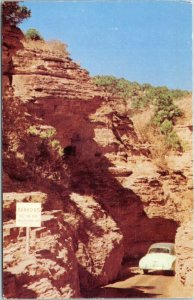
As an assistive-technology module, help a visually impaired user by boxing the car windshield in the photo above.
[149,247,170,254]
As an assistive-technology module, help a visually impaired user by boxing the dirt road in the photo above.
[82,265,193,298]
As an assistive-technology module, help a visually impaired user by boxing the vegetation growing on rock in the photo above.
[93,75,189,150]
[3,83,67,184]
[2,2,193,296]
[47,40,69,56]
[2,1,31,26]
[25,28,44,41]
[3,96,67,183]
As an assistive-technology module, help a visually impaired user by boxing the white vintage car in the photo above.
[139,243,176,275]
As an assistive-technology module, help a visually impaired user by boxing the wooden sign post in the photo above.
[16,202,41,255]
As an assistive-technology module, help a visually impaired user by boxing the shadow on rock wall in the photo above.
[3,272,37,299]
[34,94,178,258]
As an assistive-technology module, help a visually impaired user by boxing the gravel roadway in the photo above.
[82,265,193,298]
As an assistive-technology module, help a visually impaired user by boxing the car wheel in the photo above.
[143,269,149,274]
[166,270,175,276]
[170,270,175,276]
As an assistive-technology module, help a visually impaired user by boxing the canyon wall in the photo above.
[3,192,123,298]
[10,38,181,257]
[3,23,193,297]
[3,25,124,298]
[175,221,193,287]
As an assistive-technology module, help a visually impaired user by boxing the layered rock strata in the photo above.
[3,193,124,298]
[3,22,193,297]
[10,41,180,258]
[3,210,80,299]
[10,36,192,227]
[2,24,24,92]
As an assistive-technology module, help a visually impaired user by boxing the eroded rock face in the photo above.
[2,25,24,71]
[3,23,193,295]
[12,45,102,103]
[2,24,24,94]
[3,193,124,298]
[9,37,181,256]
[3,192,47,221]
[175,221,193,288]
[69,193,124,288]
[3,210,80,298]
[10,39,192,227]
[3,26,124,297]
[90,96,193,224]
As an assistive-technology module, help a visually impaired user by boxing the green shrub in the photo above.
[181,140,189,152]
[93,75,188,151]
[160,120,173,135]
[25,28,44,41]
[27,126,56,139]
[153,93,182,125]
[159,120,182,150]
[50,140,63,157]
[165,131,182,150]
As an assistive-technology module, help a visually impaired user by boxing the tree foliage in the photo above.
[3,96,28,154]
[93,76,189,109]
[2,1,31,26]
[152,90,183,125]
[3,95,67,183]
[93,75,189,150]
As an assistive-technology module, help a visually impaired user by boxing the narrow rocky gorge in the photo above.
[3,23,193,298]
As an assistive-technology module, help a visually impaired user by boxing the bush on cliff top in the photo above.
[25,28,44,41]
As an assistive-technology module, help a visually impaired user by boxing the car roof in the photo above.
[149,243,174,249]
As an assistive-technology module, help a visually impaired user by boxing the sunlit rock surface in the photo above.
[3,22,193,298]
[175,221,193,288]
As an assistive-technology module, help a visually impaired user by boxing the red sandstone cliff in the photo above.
[175,221,193,287]
[9,35,180,256]
[2,25,124,298]
[3,23,193,298]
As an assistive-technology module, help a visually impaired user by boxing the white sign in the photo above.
[16,202,41,227]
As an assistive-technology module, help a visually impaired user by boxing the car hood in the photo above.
[140,253,176,264]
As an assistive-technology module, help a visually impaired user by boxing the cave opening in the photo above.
[63,145,76,158]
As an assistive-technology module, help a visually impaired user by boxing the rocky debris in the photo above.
[175,221,193,287]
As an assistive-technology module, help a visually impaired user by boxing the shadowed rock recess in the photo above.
[3,24,193,298]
